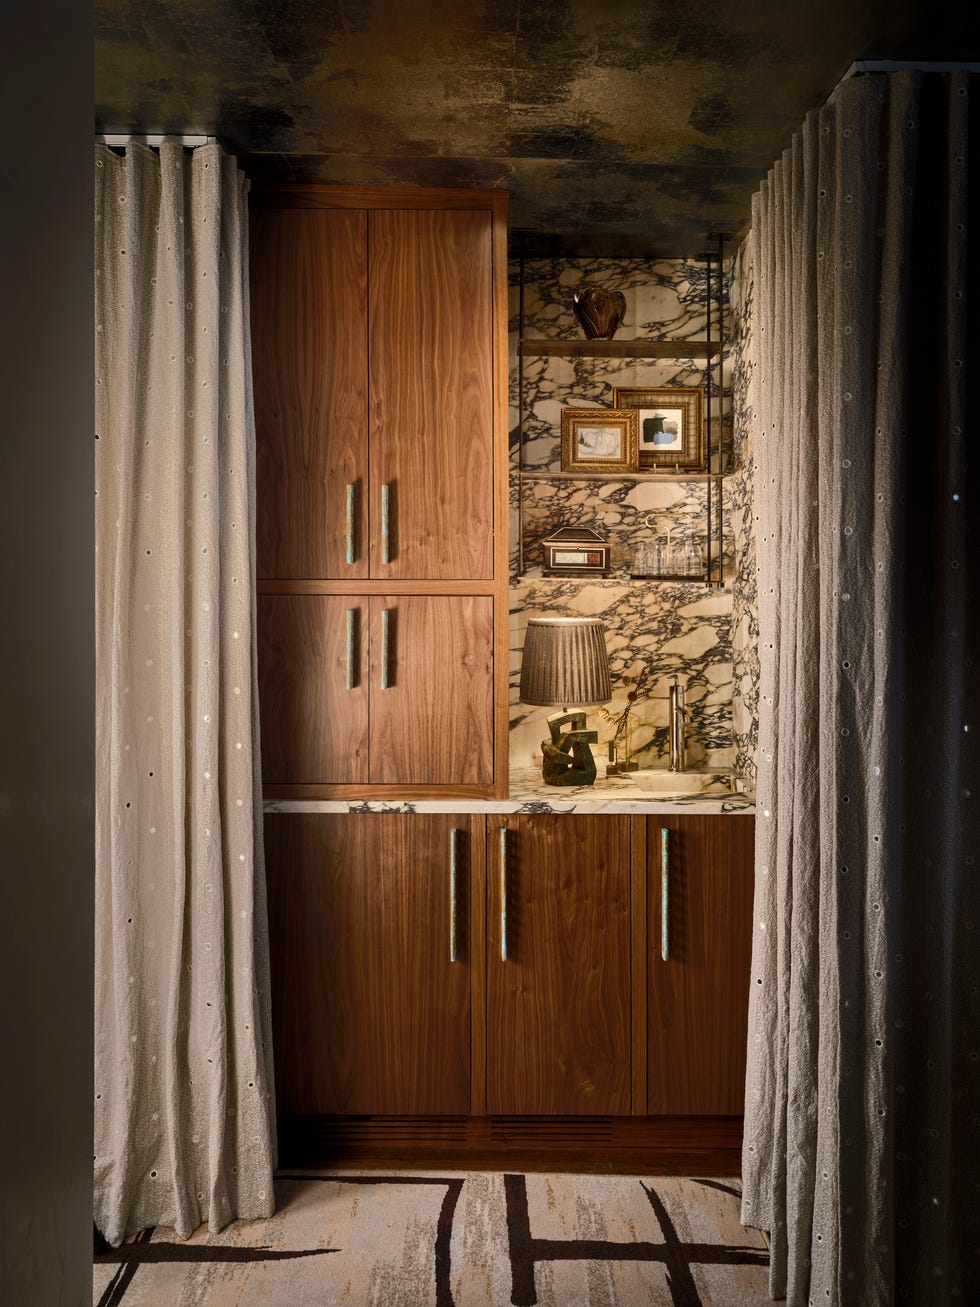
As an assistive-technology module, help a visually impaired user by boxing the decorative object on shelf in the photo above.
[519,617,611,786]
[613,386,704,471]
[571,284,627,339]
[631,521,705,580]
[542,524,610,575]
[560,407,638,474]
[599,668,651,775]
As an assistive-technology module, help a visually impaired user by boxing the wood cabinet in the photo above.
[250,185,508,799]
[645,815,755,1114]
[486,815,632,1115]
[258,594,494,788]
[251,198,497,583]
[265,812,479,1115]
[267,811,756,1165]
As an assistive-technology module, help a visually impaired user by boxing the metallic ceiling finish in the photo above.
[96,1,980,255]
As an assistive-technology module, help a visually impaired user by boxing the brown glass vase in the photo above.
[572,285,627,339]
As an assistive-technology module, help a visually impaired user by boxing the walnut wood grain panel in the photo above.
[647,815,755,1115]
[257,596,368,784]
[630,815,649,1115]
[250,207,368,580]
[265,813,471,1115]
[368,209,493,580]
[368,595,494,786]
[256,578,498,596]
[486,816,632,1115]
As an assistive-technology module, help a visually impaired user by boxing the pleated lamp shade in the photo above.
[519,617,612,707]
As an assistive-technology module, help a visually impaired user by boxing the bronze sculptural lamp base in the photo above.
[541,711,600,787]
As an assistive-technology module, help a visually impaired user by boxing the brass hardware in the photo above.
[381,483,391,565]
[380,608,390,690]
[499,827,508,961]
[661,826,670,961]
[345,608,355,691]
[449,828,459,963]
[345,483,355,565]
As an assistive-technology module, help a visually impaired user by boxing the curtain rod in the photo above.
[844,60,980,77]
[96,134,217,147]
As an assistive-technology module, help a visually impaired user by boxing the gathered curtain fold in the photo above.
[94,141,275,1245]
[742,70,978,1305]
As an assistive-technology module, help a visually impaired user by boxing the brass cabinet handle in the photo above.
[345,608,355,690]
[381,482,391,565]
[449,827,459,963]
[500,827,509,961]
[345,483,355,565]
[380,608,390,690]
[661,826,670,961]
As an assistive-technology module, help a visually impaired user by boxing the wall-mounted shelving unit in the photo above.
[515,235,728,585]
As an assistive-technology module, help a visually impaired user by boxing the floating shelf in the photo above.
[519,338,723,359]
[518,469,724,483]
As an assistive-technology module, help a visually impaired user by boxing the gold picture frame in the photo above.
[612,386,704,471]
[560,408,639,473]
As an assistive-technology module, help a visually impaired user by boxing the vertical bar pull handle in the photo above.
[661,826,670,961]
[380,608,390,690]
[345,483,355,565]
[381,483,391,565]
[499,827,509,961]
[449,828,459,963]
[345,608,355,691]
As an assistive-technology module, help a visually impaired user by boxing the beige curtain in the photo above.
[94,141,275,1244]
[742,71,978,1304]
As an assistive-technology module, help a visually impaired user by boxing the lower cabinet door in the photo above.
[265,813,473,1114]
[647,815,755,1114]
[486,815,632,1115]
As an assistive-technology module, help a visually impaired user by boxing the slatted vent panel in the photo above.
[489,1116,614,1146]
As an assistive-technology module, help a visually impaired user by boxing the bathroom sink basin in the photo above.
[625,769,735,796]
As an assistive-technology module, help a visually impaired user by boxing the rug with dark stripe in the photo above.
[94,1171,769,1306]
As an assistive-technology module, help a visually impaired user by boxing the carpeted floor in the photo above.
[94,1170,770,1306]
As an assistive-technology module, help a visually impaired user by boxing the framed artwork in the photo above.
[559,408,638,473]
[612,386,704,471]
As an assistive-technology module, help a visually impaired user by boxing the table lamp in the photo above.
[518,617,612,786]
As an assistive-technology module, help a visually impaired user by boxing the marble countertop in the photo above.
[264,768,756,816]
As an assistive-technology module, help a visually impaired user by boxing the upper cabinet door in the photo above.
[368,595,495,787]
[251,209,369,580]
[257,595,369,785]
[368,210,494,580]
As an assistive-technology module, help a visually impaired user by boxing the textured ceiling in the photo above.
[96,1,980,255]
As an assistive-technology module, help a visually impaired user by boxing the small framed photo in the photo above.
[612,387,704,471]
[560,408,639,473]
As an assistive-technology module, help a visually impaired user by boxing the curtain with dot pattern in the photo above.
[94,142,275,1245]
[742,70,979,1304]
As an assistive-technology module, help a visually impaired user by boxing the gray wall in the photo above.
[0,2,95,1302]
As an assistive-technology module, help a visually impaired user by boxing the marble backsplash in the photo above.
[510,578,735,773]
[509,256,751,779]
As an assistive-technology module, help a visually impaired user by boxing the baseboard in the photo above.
[276,1114,744,1175]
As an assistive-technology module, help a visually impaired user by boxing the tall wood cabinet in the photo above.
[250,187,508,799]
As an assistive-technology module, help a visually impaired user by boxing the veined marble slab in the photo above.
[263,769,755,816]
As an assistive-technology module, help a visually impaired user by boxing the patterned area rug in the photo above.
[94,1171,770,1306]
